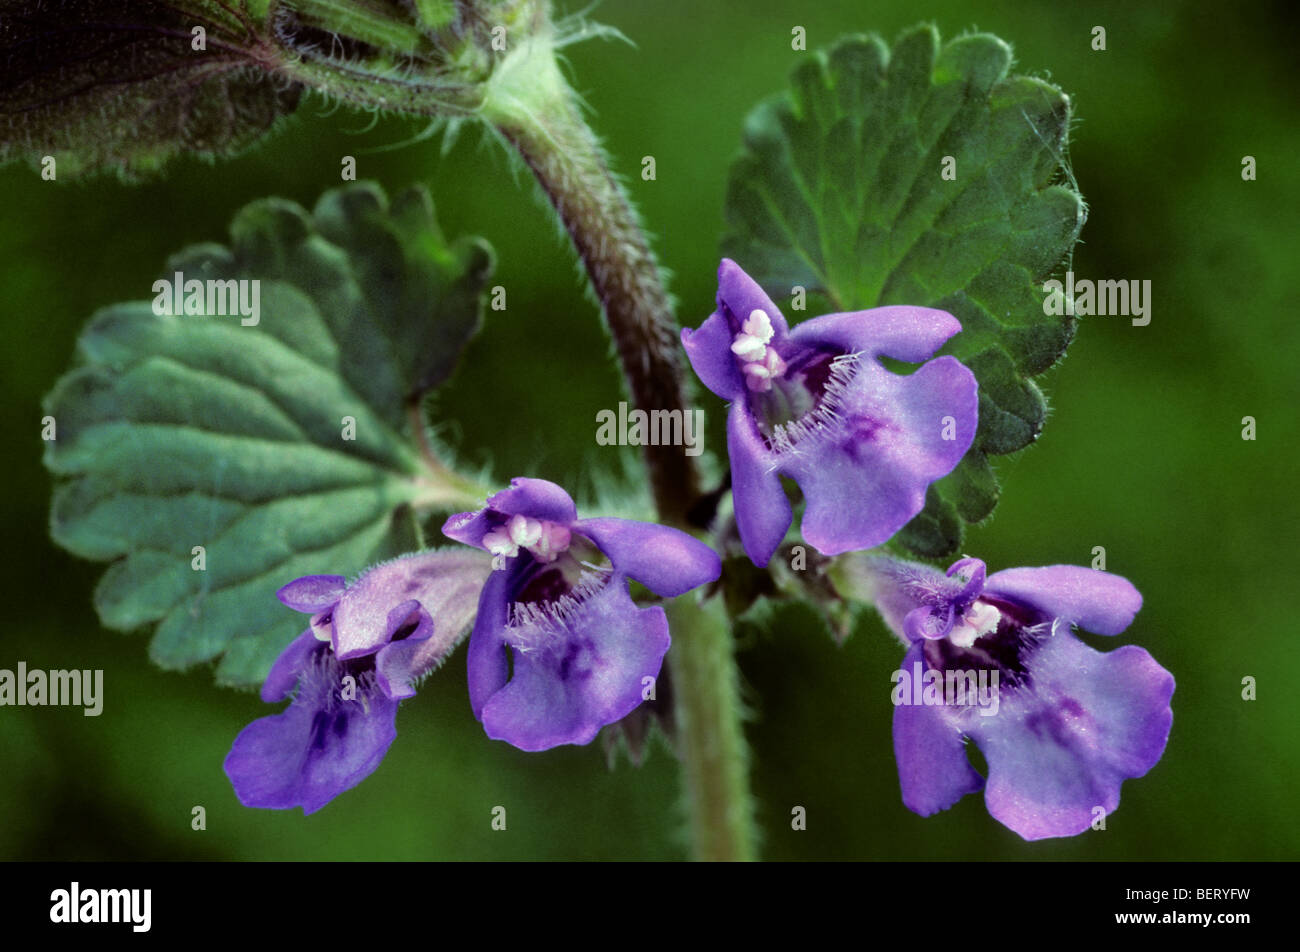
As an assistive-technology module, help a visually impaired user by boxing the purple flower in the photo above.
[682,260,979,566]
[443,477,721,752]
[223,549,491,814]
[857,554,1174,840]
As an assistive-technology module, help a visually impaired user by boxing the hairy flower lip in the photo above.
[224,633,399,815]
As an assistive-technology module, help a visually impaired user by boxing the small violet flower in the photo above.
[443,477,721,752]
[223,549,491,814]
[857,554,1174,840]
[682,260,979,567]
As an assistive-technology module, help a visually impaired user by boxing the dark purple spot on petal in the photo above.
[557,640,594,682]
[309,711,331,752]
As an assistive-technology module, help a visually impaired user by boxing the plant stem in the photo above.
[406,403,494,512]
[484,41,698,525]
[484,30,755,860]
[666,597,757,861]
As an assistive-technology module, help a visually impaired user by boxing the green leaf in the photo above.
[44,181,494,688]
[0,0,300,178]
[722,25,1084,557]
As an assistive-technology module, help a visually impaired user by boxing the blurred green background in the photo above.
[2,0,1297,860]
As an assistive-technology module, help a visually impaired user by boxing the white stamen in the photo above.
[966,601,1001,635]
[743,309,774,342]
[529,523,572,563]
[744,367,774,392]
[508,514,543,548]
[948,623,979,648]
[948,600,1002,648]
[730,334,767,361]
[732,309,786,393]
[484,518,573,568]
[483,527,518,559]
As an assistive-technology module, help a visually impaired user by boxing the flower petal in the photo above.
[260,629,320,703]
[947,557,987,604]
[487,477,578,526]
[682,310,746,400]
[224,669,399,815]
[441,508,494,549]
[574,517,721,597]
[331,549,492,661]
[371,603,433,700]
[965,634,1174,840]
[716,259,790,340]
[465,558,517,719]
[984,566,1142,635]
[783,356,977,555]
[375,555,484,700]
[276,575,346,613]
[893,642,986,816]
[904,604,954,641]
[788,305,961,363]
[727,401,792,567]
[443,479,578,550]
[479,581,670,751]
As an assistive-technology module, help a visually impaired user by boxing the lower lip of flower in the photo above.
[504,536,614,646]
[754,351,863,455]
[507,568,610,657]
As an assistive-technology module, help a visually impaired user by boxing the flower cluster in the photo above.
[226,479,718,811]
[225,258,1172,844]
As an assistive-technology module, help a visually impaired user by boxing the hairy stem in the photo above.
[484,41,699,525]
[483,30,755,860]
[667,597,757,861]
